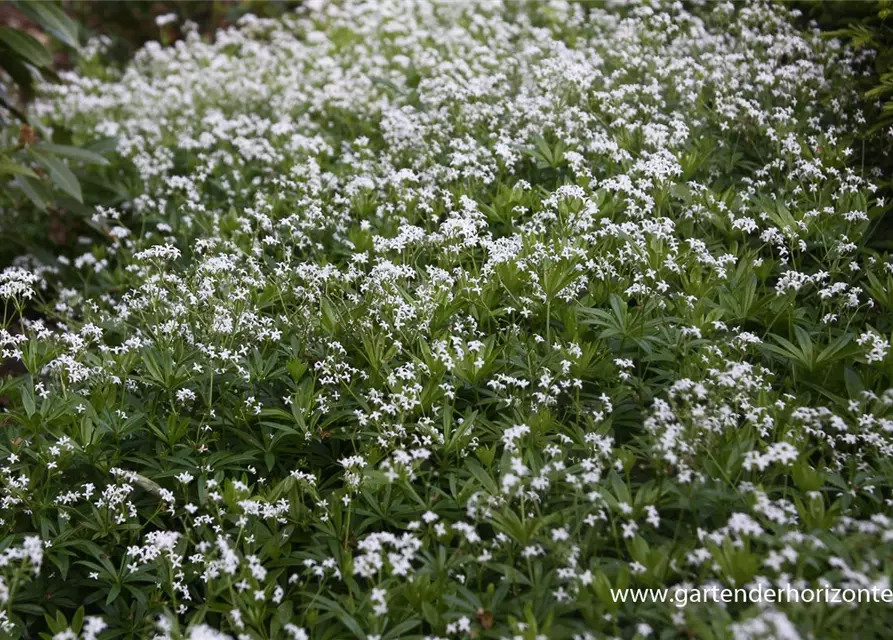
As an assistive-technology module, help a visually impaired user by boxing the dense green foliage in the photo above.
[800,1,893,134]
[1,1,893,639]
[0,1,118,271]
[798,0,893,243]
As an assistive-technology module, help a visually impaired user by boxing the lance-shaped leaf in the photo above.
[34,142,110,166]
[0,26,52,67]
[15,1,80,50]
[30,149,83,202]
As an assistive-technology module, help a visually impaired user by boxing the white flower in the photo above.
[858,330,890,364]
[0,267,39,300]
[155,13,177,27]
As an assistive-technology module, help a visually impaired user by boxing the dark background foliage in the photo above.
[65,0,301,64]
[794,0,893,248]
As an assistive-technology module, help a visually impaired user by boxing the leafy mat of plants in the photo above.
[1,2,892,639]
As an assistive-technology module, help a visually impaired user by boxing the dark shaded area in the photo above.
[67,0,302,65]
[791,1,893,249]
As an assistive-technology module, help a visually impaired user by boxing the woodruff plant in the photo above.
[1,1,892,638]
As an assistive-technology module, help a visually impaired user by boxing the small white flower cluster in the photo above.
[858,330,890,364]
[155,12,177,27]
[353,532,422,579]
[0,535,43,578]
[0,267,40,301]
[743,442,799,472]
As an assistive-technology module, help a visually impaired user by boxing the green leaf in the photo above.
[816,332,853,366]
[13,603,45,616]
[383,617,421,639]
[0,52,36,102]
[15,2,80,50]
[105,583,121,605]
[0,27,52,67]
[71,606,84,634]
[793,326,814,367]
[34,142,109,166]
[764,334,805,366]
[132,473,164,497]
[464,458,498,495]
[12,174,49,210]
[286,357,307,382]
[0,158,38,178]
[30,150,82,202]
[844,367,864,400]
[792,460,824,493]
[22,384,36,418]
[87,137,119,154]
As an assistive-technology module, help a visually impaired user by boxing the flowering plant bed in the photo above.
[1,1,892,638]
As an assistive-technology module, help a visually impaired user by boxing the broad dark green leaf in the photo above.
[12,174,50,210]
[0,158,38,178]
[0,52,36,102]
[30,149,83,202]
[0,26,52,67]
[15,1,80,50]
[35,142,109,166]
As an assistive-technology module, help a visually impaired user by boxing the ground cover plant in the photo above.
[1,0,893,638]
